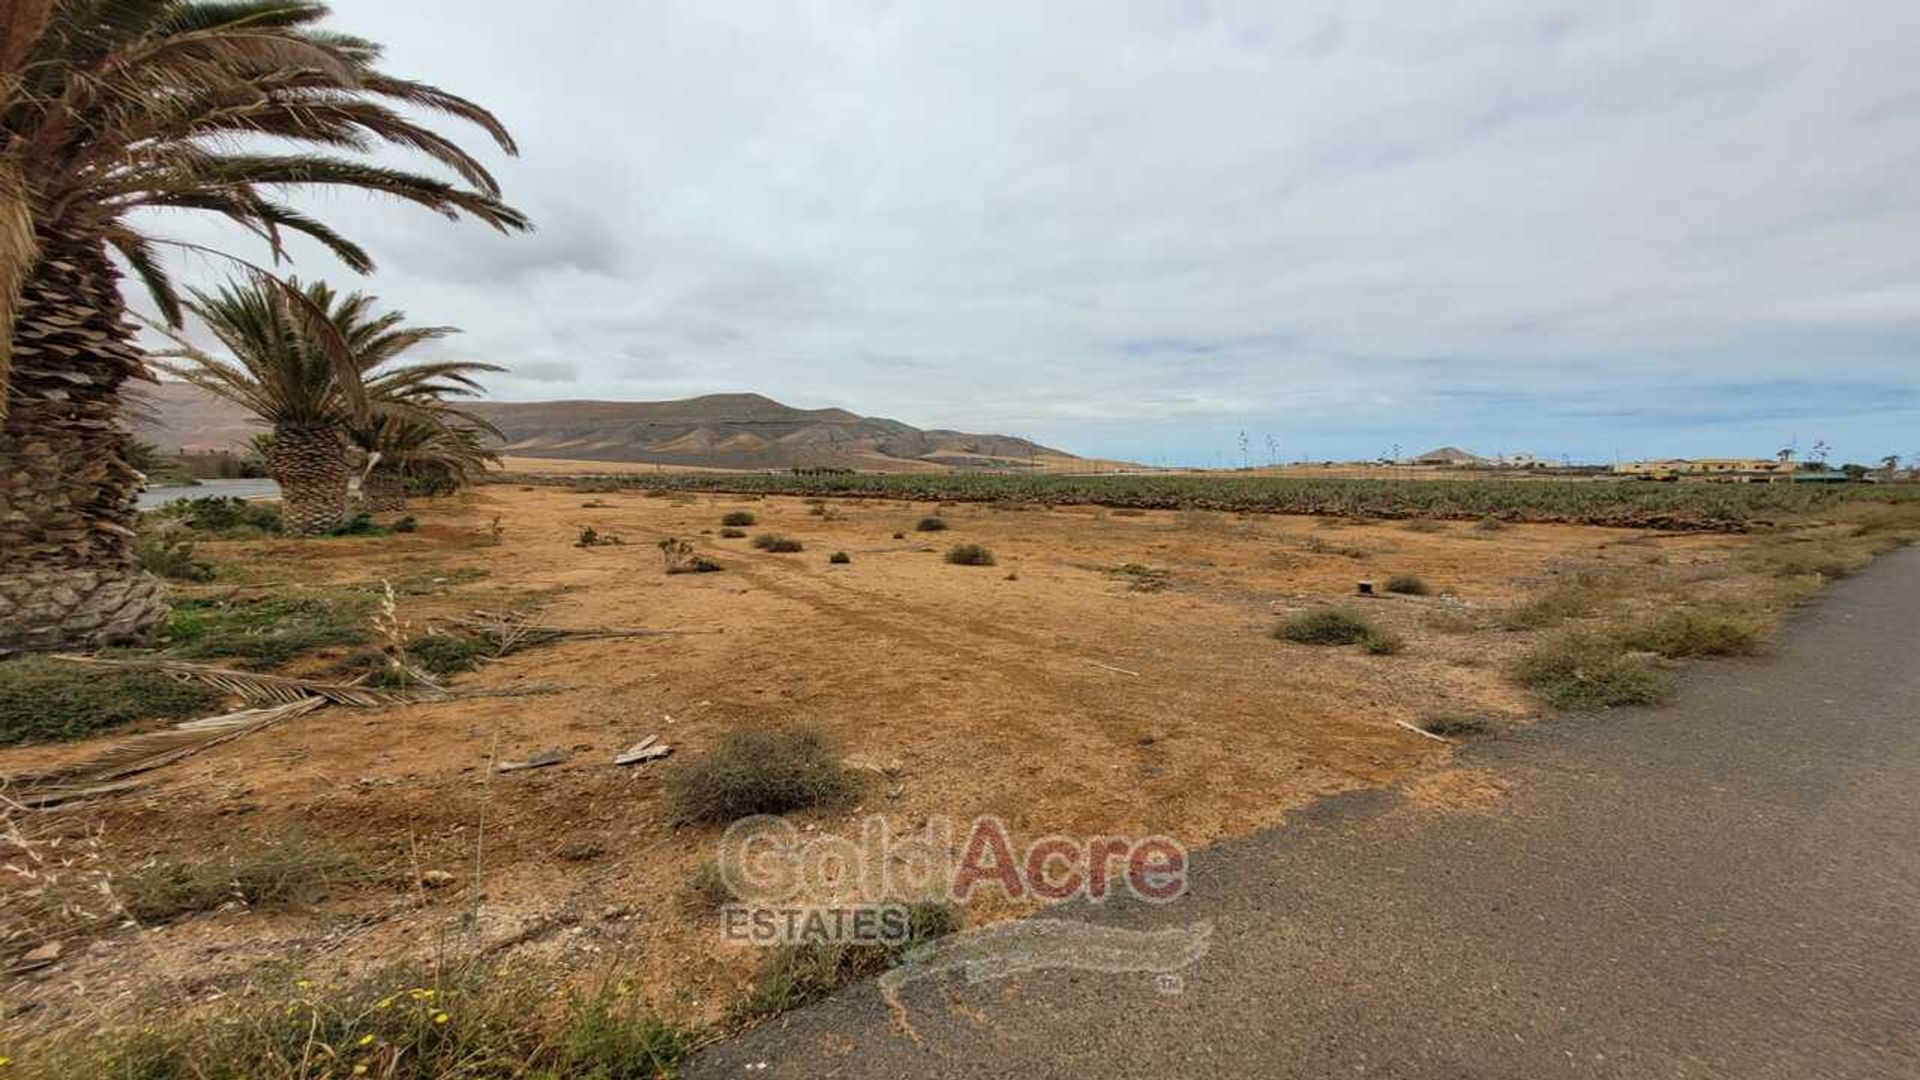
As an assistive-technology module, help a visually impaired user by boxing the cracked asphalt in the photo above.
[687,546,1920,1079]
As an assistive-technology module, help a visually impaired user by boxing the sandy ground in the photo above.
[2,485,1762,1026]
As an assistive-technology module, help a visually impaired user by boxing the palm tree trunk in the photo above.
[267,425,351,535]
[362,469,408,513]
[0,228,167,653]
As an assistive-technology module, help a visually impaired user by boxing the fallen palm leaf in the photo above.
[3,698,326,805]
[450,610,697,657]
[51,655,447,706]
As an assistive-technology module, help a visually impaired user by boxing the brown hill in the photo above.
[130,386,1075,472]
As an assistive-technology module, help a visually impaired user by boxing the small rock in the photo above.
[420,870,457,889]
[22,941,62,965]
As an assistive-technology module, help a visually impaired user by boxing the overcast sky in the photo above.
[140,1,1920,465]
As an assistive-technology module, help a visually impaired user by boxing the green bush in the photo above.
[665,725,862,824]
[149,496,281,537]
[0,657,224,746]
[751,533,803,553]
[734,901,962,1020]
[914,516,948,532]
[722,510,758,527]
[330,511,377,536]
[138,534,216,582]
[829,551,851,564]
[944,543,995,566]
[719,527,748,539]
[392,515,418,533]
[1513,630,1672,710]
[1385,574,1430,595]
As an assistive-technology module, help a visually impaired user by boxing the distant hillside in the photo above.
[466,394,1071,471]
[129,381,265,453]
[130,386,1075,473]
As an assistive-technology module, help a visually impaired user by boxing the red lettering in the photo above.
[1126,839,1187,901]
[952,818,1025,901]
[1084,836,1131,900]
[1024,838,1084,900]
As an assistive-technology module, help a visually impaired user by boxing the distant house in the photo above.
[1613,458,1796,480]
[1494,452,1546,468]
[1412,446,1485,467]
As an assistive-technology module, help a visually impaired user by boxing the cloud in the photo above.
[128,0,1920,464]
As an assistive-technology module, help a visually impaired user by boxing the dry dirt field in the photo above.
[0,484,1810,1031]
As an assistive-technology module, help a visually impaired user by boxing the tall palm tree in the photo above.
[1,1,527,651]
[161,277,497,535]
[352,414,498,513]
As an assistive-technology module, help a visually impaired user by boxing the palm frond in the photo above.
[103,224,181,324]
[2,697,325,806]
[50,654,447,706]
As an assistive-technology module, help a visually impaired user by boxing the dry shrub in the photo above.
[721,510,758,527]
[1615,607,1767,658]
[944,543,995,566]
[751,533,804,553]
[665,725,862,824]
[1385,574,1431,595]
[1513,631,1671,710]
[1499,572,1624,629]
[1276,607,1377,646]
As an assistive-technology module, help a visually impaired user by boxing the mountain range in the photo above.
[130,385,1075,473]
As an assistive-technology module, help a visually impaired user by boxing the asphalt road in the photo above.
[688,546,1920,1080]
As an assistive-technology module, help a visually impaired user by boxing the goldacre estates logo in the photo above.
[716,813,1189,946]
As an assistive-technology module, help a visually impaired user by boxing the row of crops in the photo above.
[504,470,1920,530]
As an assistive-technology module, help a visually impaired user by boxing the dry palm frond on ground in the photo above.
[50,655,443,707]
[449,610,693,657]
[3,698,325,806]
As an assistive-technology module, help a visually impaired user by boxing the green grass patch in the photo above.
[0,657,225,746]
[734,901,962,1021]
[137,534,216,582]
[117,831,366,923]
[1419,711,1492,737]
[165,593,374,669]
[1513,630,1672,710]
[664,724,863,824]
[19,962,700,1080]
[406,632,495,677]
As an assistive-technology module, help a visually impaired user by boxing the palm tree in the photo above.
[352,415,498,513]
[161,277,497,535]
[1,1,527,651]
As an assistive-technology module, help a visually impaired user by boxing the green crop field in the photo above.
[499,470,1920,530]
